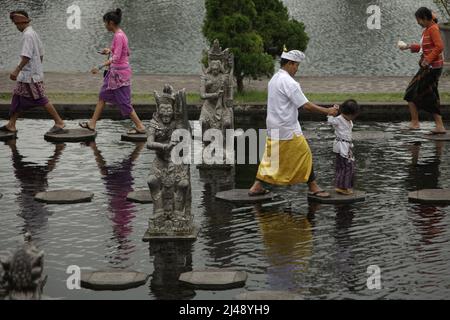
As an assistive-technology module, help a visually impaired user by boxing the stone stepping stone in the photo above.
[142,226,200,242]
[179,270,247,290]
[215,189,275,204]
[44,129,96,143]
[126,190,152,204]
[235,291,302,300]
[34,190,94,204]
[408,189,450,205]
[81,270,149,291]
[353,131,394,141]
[0,131,17,141]
[423,133,450,141]
[121,133,147,142]
[308,190,366,204]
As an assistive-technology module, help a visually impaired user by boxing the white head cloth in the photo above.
[281,50,306,63]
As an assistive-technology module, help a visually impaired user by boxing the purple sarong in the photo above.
[335,154,355,189]
[10,81,49,115]
[99,67,133,117]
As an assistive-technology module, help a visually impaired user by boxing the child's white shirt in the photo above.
[327,115,354,159]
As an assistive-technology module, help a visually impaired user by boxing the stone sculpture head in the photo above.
[155,84,176,125]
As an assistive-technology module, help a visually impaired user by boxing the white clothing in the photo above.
[281,50,306,62]
[328,115,354,159]
[17,26,45,83]
[266,69,309,140]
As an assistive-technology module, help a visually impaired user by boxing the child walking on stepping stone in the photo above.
[328,100,360,195]
[79,8,146,134]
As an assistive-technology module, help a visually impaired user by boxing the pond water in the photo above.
[1,119,449,300]
[0,0,441,76]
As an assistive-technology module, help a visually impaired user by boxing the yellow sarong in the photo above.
[256,134,312,185]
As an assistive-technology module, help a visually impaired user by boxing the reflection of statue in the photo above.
[0,233,46,300]
[145,85,194,239]
[149,241,195,300]
[200,39,234,135]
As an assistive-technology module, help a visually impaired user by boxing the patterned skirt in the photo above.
[10,81,49,115]
[404,67,442,115]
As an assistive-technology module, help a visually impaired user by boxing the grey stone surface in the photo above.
[234,291,302,300]
[0,131,16,141]
[142,226,200,242]
[197,163,233,170]
[121,133,148,142]
[179,269,247,290]
[423,133,450,141]
[0,193,2,199]
[308,190,366,204]
[126,190,153,204]
[408,189,450,205]
[353,131,394,141]
[44,128,96,143]
[0,233,46,300]
[34,190,94,204]
[216,189,275,204]
[81,270,149,291]
[145,85,195,239]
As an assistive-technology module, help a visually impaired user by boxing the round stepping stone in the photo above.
[121,133,147,142]
[353,131,394,141]
[179,270,247,290]
[127,190,152,204]
[216,189,275,204]
[81,270,149,291]
[235,291,302,300]
[308,190,366,204]
[423,133,450,141]
[408,189,450,205]
[34,190,94,204]
[0,131,17,141]
[44,129,96,143]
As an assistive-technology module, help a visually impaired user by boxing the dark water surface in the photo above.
[0,0,440,76]
[0,119,449,299]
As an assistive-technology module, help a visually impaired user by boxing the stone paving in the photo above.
[1,72,449,94]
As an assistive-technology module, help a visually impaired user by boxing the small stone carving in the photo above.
[0,233,46,300]
[145,84,194,239]
[200,39,235,136]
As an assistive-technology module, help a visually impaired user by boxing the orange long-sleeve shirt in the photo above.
[410,22,444,68]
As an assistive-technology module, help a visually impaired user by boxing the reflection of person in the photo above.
[79,8,146,135]
[5,139,65,234]
[406,141,442,190]
[254,207,312,290]
[249,50,339,198]
[400,7,446,134]
[0,11,65,135]
[327,100,360,195]
[87,141,144,244]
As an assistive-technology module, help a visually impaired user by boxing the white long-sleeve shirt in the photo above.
[328,115,354,160]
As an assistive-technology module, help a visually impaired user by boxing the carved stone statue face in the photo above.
[209,61,221,76]
[159,104,174,124]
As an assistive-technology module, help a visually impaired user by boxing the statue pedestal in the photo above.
[142,226,200,242]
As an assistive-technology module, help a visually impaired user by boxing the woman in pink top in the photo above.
[79,8,146,134]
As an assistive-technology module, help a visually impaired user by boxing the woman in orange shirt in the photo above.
[402,7,446,134]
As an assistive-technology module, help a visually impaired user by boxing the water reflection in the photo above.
[85,141,145,267]
[199,168,236,267]
[149,241,195,300]
[254,205,312,291]
[5,139,65,239]
[406,141,444,191]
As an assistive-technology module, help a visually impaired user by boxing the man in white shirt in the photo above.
[249,50,338,198]
[0,11,65,134]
